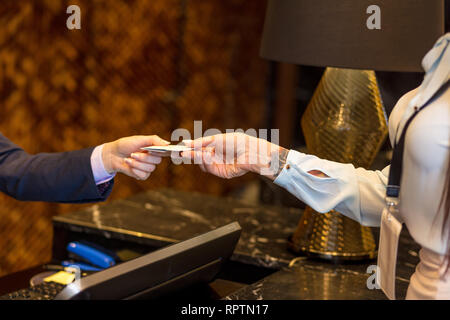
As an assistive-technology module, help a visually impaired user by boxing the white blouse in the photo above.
[273,86,449,299]
[274,86,449,254]
[273,33,450,299]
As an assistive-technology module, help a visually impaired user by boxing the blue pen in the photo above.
[66,242,116,269]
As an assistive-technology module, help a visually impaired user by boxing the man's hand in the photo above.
[102,135,169,180]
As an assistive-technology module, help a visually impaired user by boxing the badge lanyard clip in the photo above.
[385,193,401,220]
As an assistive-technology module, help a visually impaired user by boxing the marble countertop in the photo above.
[225,231,419,300]
[54,188,303,269]
[53,188,420,300]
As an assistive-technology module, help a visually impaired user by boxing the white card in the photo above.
[141,145,193,153]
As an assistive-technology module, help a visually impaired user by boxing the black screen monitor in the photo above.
[55,222,241,300]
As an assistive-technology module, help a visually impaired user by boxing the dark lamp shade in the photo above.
[260,0,445,72]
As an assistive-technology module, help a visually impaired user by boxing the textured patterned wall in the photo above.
[0,0,267,276]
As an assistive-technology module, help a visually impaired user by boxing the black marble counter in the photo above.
[225,232,420,300]
[54,188,302,269]
[225,217,421,300]
[53,188,420,300]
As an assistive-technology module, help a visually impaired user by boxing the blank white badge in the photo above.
[376,207,403,300]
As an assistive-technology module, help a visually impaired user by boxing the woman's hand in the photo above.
[181,132,288,180]
[102,135,170,180]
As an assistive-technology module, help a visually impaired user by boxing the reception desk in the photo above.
[1,189,420,299]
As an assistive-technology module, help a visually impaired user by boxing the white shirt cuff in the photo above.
[90,144,116,185]
[273,149,361,222]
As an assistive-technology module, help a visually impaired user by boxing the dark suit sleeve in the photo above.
[0,133,114,203]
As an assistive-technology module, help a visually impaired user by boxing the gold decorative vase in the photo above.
[288,67,388,261]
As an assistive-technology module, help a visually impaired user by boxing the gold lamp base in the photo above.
[288,207,377,261]
[292,67,387,262]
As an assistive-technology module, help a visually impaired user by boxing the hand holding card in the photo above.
[102,135,170,180]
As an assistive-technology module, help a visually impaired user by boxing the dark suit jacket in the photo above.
[0,133,113,203]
